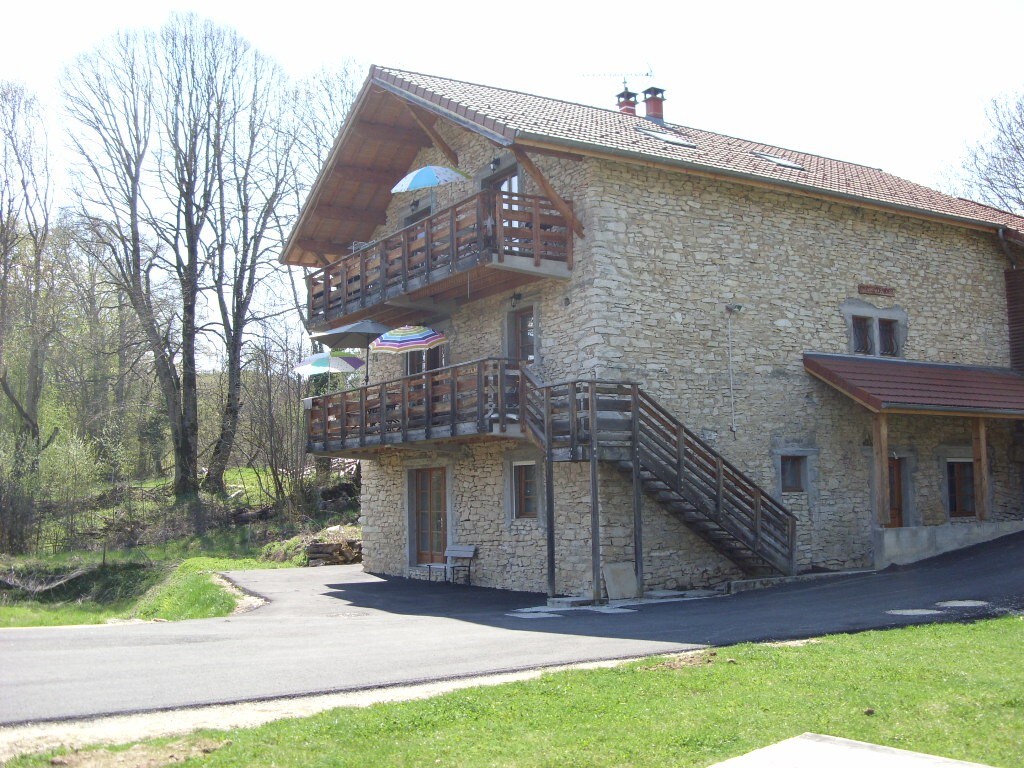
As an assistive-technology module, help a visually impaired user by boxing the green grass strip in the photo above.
[14,616,1023,767]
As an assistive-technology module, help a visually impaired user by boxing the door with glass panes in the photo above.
[414,467,447,564]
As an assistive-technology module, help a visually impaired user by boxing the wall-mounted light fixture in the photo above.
[410,199,420,211]
[490,157,501,172]
[510,292,523,309]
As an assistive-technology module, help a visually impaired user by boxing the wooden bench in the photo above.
[424,544,477,585]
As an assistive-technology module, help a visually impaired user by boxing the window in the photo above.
[512,462,538,519]
[511,306,535,364]
[841,300,907,358]
[780,455,807,492]
[406,345,448,376]
[946,460,975,518]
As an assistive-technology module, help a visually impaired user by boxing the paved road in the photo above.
[2,532,1023,725]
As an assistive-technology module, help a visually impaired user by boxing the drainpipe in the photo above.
[998,227,1019,269]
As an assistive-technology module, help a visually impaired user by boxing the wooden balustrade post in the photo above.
[401,230,409,292]
[715,456,724,520]
[497,360,507,433]
[401,377,409,442]
[476,362,486,432]
[675,423,686,495]
[588,383,602,603]
[531,197,542,267]
[449,206,458,273]
[424,372,433,438]
[752,489,762,552]
[450,364,458,436]
[358,388,367,446]
[568,384,579,460]
[630,385,644,597]
[321,394,329,445]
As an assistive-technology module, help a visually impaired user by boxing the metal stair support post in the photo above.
[588,382,601,603]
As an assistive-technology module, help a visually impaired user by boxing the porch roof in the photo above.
[803,353,1024,418]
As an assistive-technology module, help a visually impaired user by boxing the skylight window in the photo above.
[751,151,805,171]
[634,125,697,148]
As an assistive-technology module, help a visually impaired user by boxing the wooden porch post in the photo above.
[873,412,891,526]
[589,384,602,604]
[973,418,990,521]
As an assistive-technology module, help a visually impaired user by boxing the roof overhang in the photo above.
[803,352,1024,419]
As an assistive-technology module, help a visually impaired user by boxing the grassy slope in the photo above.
[15,616,1023,768]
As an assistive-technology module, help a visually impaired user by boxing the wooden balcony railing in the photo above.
[307,357,524,450]
[307,190,573,322]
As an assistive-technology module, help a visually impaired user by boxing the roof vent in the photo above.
[643,87,665,123]
[616,87,638,115]
[750,151,805,171]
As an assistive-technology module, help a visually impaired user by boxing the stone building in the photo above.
[282,66,1024,599]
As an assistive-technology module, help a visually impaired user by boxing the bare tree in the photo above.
[964,91,1024,215]
[203,47,297,494]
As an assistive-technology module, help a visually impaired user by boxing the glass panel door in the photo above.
[414,467,447,564]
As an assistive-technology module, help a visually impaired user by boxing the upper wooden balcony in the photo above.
[306,357,526,457]
[306,190,573,330]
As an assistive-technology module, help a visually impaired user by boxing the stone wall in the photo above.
[353,121,1023,595]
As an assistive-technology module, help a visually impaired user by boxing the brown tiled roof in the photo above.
[373,66,1024,235]
[803,353,1024,417]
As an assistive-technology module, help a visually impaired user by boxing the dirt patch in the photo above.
[646,649,718,670]
[46,737,226,767]
[765,638,820,648]
[209,574,266,615]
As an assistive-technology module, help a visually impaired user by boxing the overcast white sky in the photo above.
[4,0,1023,193]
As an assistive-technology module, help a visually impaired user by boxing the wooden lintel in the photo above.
[332,164,401,185]
[405,103,459,166]
[511,147,585,239]
[352,120,430,146]
[314,204,388,226]
[973,418,991,521]
[873,412,891,526]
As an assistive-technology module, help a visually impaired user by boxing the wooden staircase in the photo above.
[521,369,796,577]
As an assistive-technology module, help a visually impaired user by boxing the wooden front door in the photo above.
[886,457,904,528]
[414,467,447,564]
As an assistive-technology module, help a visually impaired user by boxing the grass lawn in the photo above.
[14,616,1023,767]
[0,555,290,628]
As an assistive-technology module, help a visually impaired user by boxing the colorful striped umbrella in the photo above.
[292,352,365,377]
[369,325,448,354]
[390,166,466,193]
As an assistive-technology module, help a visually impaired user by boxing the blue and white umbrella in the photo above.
[390,165,467,193]
[293,352,365,378]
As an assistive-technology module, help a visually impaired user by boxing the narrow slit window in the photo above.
[852,316,873,355]
[947,460,975,518]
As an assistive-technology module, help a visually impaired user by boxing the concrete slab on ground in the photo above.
[710,733,993,767]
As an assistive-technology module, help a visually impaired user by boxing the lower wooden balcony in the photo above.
[306,358,527,457]
[306,190,573,330]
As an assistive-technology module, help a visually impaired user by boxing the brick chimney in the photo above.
[643,87,665,123]
[616,87,638,115]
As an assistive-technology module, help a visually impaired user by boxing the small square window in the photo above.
[780,455,807,493]
[947,460,975,518]
[512,462,538,519]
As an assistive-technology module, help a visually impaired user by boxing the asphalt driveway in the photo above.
[2,531,1022,725]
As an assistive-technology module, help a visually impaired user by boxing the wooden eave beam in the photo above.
[511,147,585,239]
[332,164,401,185]
[313,204,388,226]
[352,120,430,146]
[405,103,459,166]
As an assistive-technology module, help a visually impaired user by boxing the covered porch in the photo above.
[804,353,1024,565]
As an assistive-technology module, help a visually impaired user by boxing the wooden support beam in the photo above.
[973,418,990,521]
[873,412,891,526]
[352,120,429,146]
[511,147,586,239]
[332,164,402,185]
[589,384,601,603]
[313,204,388,225]
[405,103,459,166]
[630,385,644,598]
